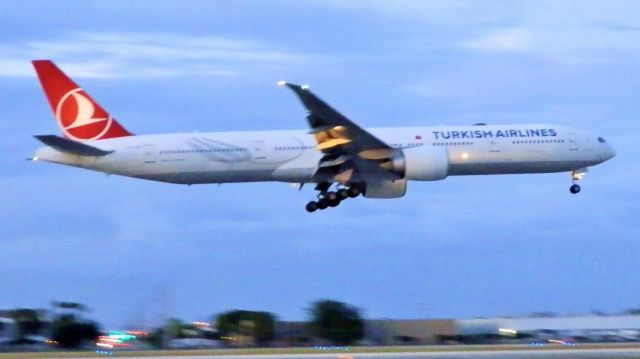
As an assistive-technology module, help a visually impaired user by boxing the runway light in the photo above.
[548,339,570,345]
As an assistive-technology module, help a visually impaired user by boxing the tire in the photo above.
[317,198,329,209]
[338,188,350,199]
[570,184,581,194]
[348,187,361,198]
[305,201,318,212]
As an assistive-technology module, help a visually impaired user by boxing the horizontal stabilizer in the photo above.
[34,135,113,156]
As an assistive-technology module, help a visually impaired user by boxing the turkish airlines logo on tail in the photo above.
[55,88,114,141]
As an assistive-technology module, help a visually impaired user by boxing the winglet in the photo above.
[277,81,310,91]
[279,82,327,118]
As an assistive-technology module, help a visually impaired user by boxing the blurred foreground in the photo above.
[3,300,640,354]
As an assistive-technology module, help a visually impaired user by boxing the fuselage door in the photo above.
[143,144,156,164]
[253,140,267,161]
[567,133,580,152]
[582,135,594,153]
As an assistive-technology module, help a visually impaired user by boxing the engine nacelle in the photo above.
[394,146,449,181]
[364,179,407,198]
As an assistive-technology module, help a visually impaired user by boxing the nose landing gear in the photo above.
[305,183,362,212]
[569,168,588,194]
[570,184,581,194]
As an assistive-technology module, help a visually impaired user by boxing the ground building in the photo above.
[274,319,456,346]
[457,315,640,342]
[365,319,456,345]
[274,316,640,346]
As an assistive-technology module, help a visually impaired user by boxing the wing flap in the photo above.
[316,138,352,151]
[319,154,352,168]
[281,82,402,183]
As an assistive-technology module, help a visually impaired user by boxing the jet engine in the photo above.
[393,146,449,181]
[364,179,407,198]
[364,147,449,198]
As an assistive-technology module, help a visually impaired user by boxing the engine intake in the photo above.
[393,146,449,181]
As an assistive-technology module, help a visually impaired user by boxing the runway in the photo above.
[84,347,640,359]
[6,346,640,359]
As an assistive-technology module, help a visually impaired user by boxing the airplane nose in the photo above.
[607,144,617,160]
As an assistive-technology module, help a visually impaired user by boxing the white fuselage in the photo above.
[34,124,616,185]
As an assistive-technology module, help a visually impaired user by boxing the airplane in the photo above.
[30,60,616,212]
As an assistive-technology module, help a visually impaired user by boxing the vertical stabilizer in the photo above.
[32,60,132,141]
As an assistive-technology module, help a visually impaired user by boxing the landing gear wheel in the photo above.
[317,198,329,210]
[347,187,361,198]
[570,184,581,194]
[325,191,338,201]
[305,201,318,212]
[307,183,359,212]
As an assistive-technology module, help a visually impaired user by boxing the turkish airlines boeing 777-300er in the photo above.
[31,60,616,212]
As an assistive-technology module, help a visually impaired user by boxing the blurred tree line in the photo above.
[8,309,44,343]
[308,300,364,345]
[4,298,365,349]
[216,310,276,345]
[5,302,100,348]
[49,301,100,348]
[147,299,364,348]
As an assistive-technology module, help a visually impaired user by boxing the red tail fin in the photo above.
[32,60,132,141]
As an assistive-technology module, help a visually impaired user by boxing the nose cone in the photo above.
[604,143,616,161]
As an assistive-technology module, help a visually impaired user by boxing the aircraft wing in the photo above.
[282,83,402,183]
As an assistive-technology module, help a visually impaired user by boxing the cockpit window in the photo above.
[598,137,606,143]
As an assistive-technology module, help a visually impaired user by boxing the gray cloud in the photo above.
[0,32,313,78]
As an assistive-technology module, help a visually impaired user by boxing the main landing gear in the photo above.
[569,168,588,194]
[305,183,362,212]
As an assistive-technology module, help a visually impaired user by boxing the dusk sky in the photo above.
[1,1,639,329]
